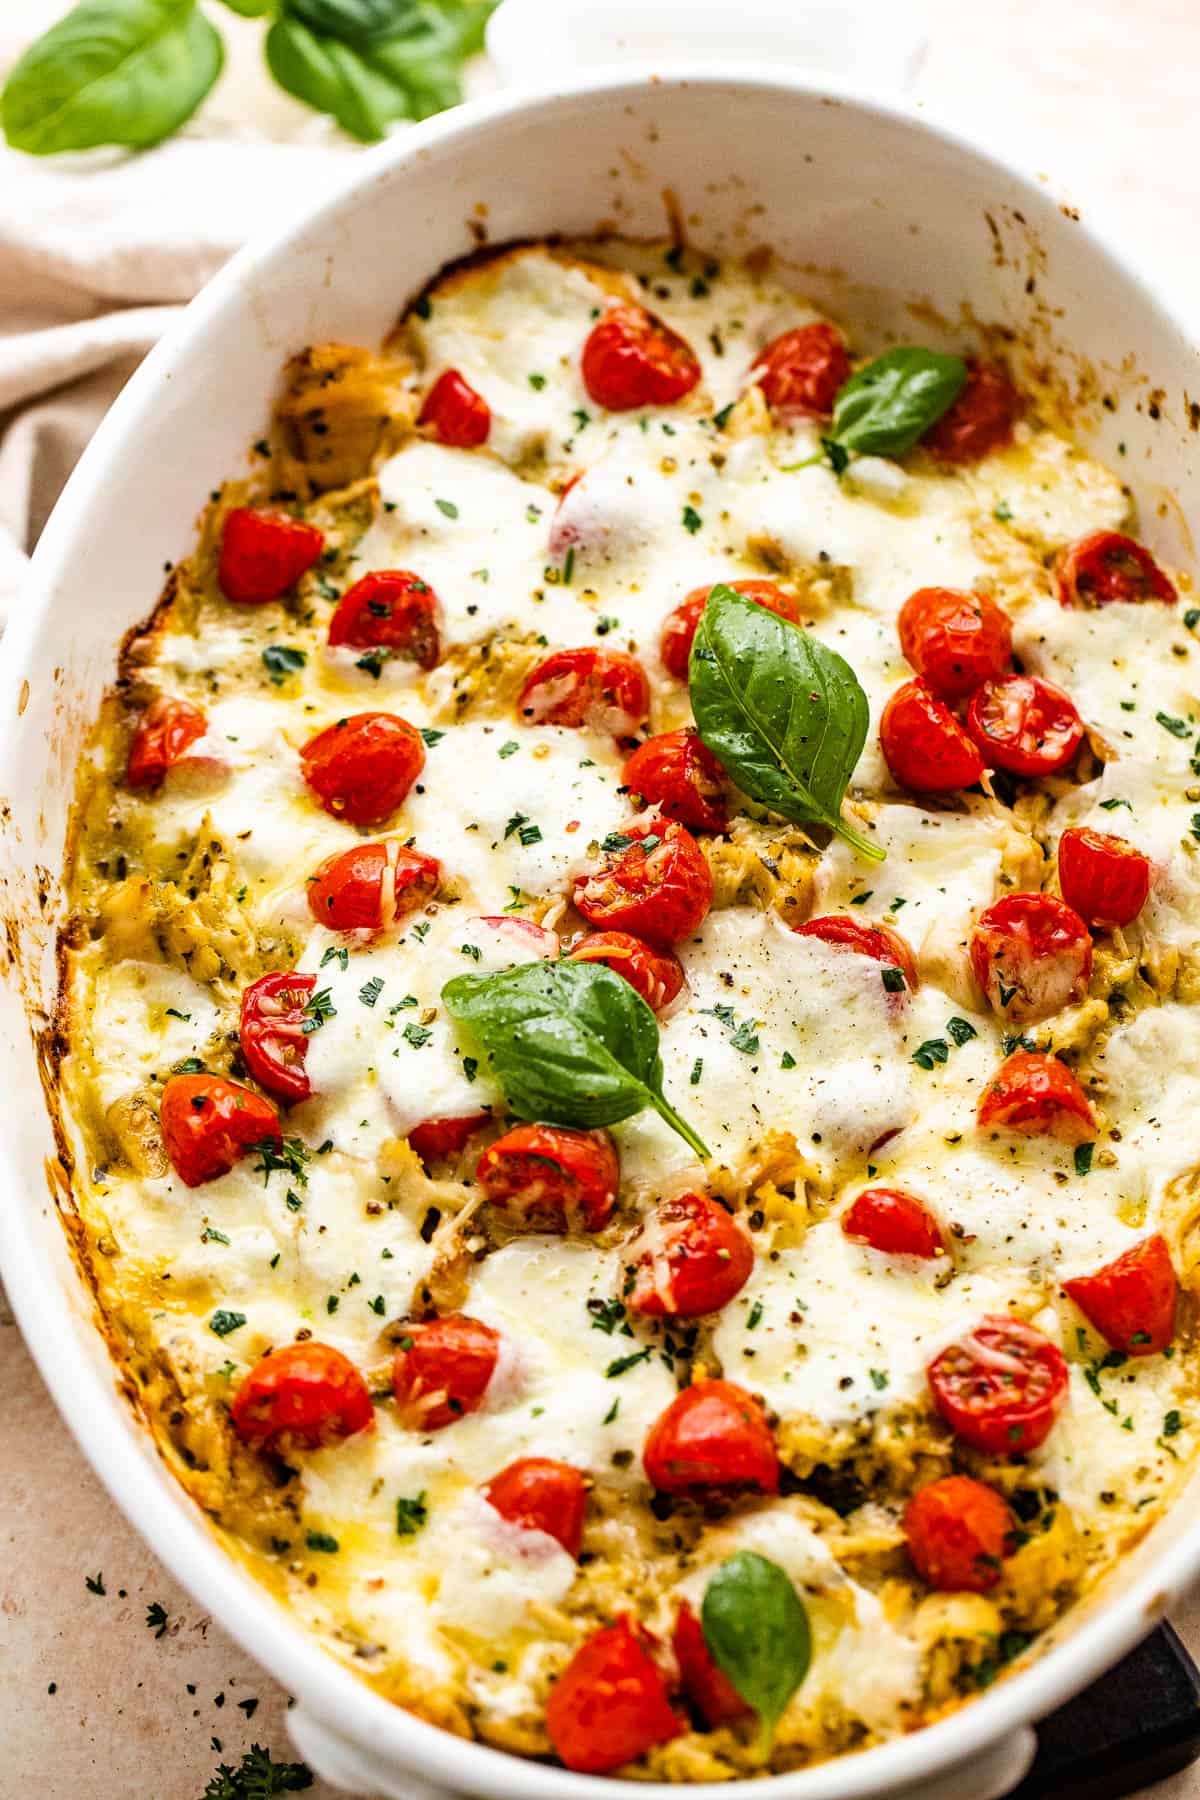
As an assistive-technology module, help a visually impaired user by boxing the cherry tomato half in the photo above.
[897,586,1013,700]
[306,840,440,931]
[518,648,650,736]
[923,360,1019,463]
[793,914,919,995]
[392,1314,500,1431]
[476,1124,618,1232]
[546,1617,682,1774]
[660,578,799,682]
[327,570,441,670]
[1063,1234,1178,1357]
[643,1379,778,1494]
[127,696,208,790]
[231,1342,373,1453]
[574,819,712,945]
[240,971,318,1104]
[484,1457,587,1557]
[623,729,729,834]
[160,1073,281,1188]
[418,368,491,447]
[841,1186,944,1258]
[903,1476,1016,1593]
[672,1601,750,1728]
[407,1114,491,1164]
[1058,826,1152,929]
[976,1049,1096,1144]
[1055,530,1177,608]
[582,305,701,412]
[880,679,986,792]
[300,712,425,825]
[218,506,325,604]
[568,931,685,1012]
[927,1314,1069,1455]
[624,1193,754,1318]
[969,893,1092,1025]
[751,321,850,420]
[966,674,1084,778]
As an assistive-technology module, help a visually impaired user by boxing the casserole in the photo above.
[2,59,1200,1800]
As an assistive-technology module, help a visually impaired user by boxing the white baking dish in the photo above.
[2,59,1200,1800]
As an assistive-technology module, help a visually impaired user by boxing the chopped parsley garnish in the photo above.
[463,1056,478,1083]
[912,1037,950,1071]
[262,644,307,684]
[690,1057,704,1086]
[201,1226,230,1245]
[402,1022,432,1049]
[209,1309,246,1338]
[1099,796,1132,811]
[681,504,703,535]
[302,987,335,1032]
[746,1301,763,1330]
[396,1493,428,1536]
[146,1601,169,1638]
[369,1294,386,1315]
[1157,710,1192,738]
[251,1138,310,1187]
[305,1531,339,1554]
[359,976,384,1008]
[869,1368,889,1391]
[201,1743,314,1798]
[603,1397,620,1425]
[419,727,445,748]
[498,740,519,758]
[728,1019,760,1055]
[880,966,907,993]
[993,500,1013,522]
[172,1056,205,1074]
[528,372,546,390]
[320,945,349,971]
[946,1016,977,1046]
[85,1572,106,1595]
[165,1006,191,1021]
[561,547,576,585]
[1074,1142,1094,1176]
[780,1050,797,1070]
[355,648,389,680]
[589,1297,631,1337]
[606,1346,652,1378]
[461,943,482,961]
[434,497,458,519]
[712,402,734,428]
[850,891,872,906]
[285,1190,303,1212]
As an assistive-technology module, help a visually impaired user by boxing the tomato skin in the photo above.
[966,674,1084,778]
[623,729,729,833]
[408,1114,490,1164]
[842,1186,943,1258]
[476,1124,619,1232]
[625,1192,754,1318]
[672,1600,750,1728]
[1064,1234,1178,1356]
[418,368,491,447]
[231,1342,373,1452]
[127,696,208,790]
[969,893,1092,1024]
[218,506,325,604]
[306,839,440,931]
[752,321,850,420]
[793,913,919,995]
[574,819,712,945]
[903,1476,1016,1593]
[582,305,701,412]
[484,1457,587,1557]
[327,570,441,670]
[643,1379,778,1494]
[568,930,685,1012]
[880,679,986,792]
[977,1049,1096,1144]
[927,1314,1069,1455]
[897,586,1013,700]
[160,1073,281,1188]
[660,579,799,681]
[240,971,317,1104]
[923,360,1019,463]
[392,1314,500,1431]
[1055,530,1177,607]
[300,712,425,825]
[518,647,650,736]
[546,1616,682,1774]
[1058,826,1152,929]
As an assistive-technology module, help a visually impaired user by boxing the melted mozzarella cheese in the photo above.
[89,961,220,1110]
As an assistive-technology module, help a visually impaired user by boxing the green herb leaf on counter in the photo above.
[700,1550,811,1754]
[201,1742,314,1798]
[146,1600,169,1637]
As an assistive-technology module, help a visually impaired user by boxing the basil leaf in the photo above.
[690,585,883,862]
[701,1551,811,1753]
[2,0,223,155]
[213,0,272,15]
[289,0,492,50]
[829,347,966,459]
[441,959,708,1159]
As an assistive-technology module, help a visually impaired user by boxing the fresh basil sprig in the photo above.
[441,959,709,1159]
[787,347,966,477]
[689,585,883,863]
[701,1551,812,1755]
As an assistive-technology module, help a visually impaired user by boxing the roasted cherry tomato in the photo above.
[1054,530,1177,608]
[793,914,919,995]
[574,819,712,945]
[623,729,729,834]
[300,712,425,825]
[1064,1234,1178,1357]
[476,1124,618,1232]
[408,1114,490,1164]
[672,1601,750,1728]
[518,647,650,736]
[969,893,1092,1024]
[484,1457,587,1557]
[418,368,491,447]
[897,586,1013,700]
[624,1193,754,1318]
[306,839,440,931]
[160,1072,281,1188]
[842,1186,943,1258]
[660,578,799,681]
[903,1476,1016,1593]
[880,679,986,792]
[218,506,325,604]
[1058,826,1152,929]
[546,1616,682,1774]
[927,1314,1069,1455]
[231,1342,373,1452]
[977,1049,1096,1144]
[239,971,318,1104]
[966,674,1084,778]
[643,1379,777,1494]
[751,321,850,420]
[923,359,1019,463]
[392,1314,500,1431]
[126,696,208,790]
[327,570,441,670]
[581,305,701,412]
[568,930,685,1012]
